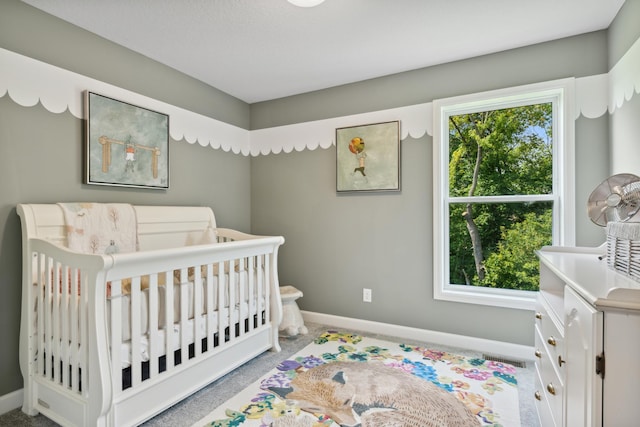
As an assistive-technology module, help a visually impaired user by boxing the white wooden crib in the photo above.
[17,203,284,427]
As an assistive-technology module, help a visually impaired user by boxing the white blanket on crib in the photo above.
[58,203,137,254]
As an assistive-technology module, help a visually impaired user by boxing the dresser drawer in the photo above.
[534,363,557,427]
[534,323,565,384]
[535,326,564,423]
[535,296,564,372]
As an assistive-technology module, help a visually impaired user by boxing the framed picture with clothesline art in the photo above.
[85,91,169,189]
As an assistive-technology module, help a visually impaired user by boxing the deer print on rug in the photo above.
[269,361,479,427]
[196,332,519,427]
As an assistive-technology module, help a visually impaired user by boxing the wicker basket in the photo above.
[606,222,640,280]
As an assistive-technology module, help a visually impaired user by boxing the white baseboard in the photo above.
[0,388,22,416]
[301,311,534,362]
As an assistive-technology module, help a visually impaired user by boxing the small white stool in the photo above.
[279,285,308,337]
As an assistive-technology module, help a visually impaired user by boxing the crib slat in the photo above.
[70,267,80,392]
[259,256,264,325]
[32,253,46,375]
[228,260,236,343]
[164,270,174,369]
[52,262,62,385]
[217,261,225,346]
[44,256,53,382]
[193,265,202,358]
[148,274,159,378]
[239,257,246,335]
[130,277,142,388]
[79,271,89,397]
[110,280,123,391]
[257,255,264,328]
[60,265,70,388]
[179,268,188,364]
[205,264,214,352]
[248,256,255,332]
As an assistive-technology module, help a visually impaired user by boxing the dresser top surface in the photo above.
[537,246,640,310]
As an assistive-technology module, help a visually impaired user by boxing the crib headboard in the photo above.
[17,204,218,251]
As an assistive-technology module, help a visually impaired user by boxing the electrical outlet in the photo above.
[363,288,372,303]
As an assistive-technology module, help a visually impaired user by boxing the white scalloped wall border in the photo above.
[0,48,250,155]
[1,37,639,156]
[573,35,640,119]
[249,103,432,156]
[575,74,609,119]
[609,35,640,113]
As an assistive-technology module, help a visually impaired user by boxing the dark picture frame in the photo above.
[85,91,169,189]
[336,120,401,192]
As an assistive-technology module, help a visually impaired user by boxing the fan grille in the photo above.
[587,174,640,227]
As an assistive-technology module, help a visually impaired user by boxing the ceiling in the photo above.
[22,0,625,104]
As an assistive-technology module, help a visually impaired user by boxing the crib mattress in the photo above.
[109,272,263,341]
[37,272,267,369]
[118,300,266,368]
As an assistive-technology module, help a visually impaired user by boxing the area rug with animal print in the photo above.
[193,331,520,427]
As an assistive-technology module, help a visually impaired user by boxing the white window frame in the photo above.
[432,78,576,310]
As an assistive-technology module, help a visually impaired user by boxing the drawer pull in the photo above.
[547,336,556,346]
[534,349,542,358]
[558,355,565,367]
[535,312,543,320]
[547,383,556,395]
[535,391,541,401]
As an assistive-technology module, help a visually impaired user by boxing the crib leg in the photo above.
[270,327,282,352]
[21,386,39,416]
[20,357,38,415]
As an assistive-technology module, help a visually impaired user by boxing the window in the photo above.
[433,79,575,310]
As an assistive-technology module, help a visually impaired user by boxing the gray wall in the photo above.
[0,0,249,129]
[250,32,608,129]
[250,32,614,348]
[609,0,640,175]
[608,0,640,68]
[0,0,251,398]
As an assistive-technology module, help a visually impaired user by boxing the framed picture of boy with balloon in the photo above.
[336,121,400,193]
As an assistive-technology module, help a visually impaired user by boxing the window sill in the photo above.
[435,285,537,310]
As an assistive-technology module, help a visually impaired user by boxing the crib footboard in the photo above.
[19,231,284,427]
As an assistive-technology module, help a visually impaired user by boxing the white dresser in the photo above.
[535,246,640,427]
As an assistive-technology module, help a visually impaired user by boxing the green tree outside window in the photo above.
[448,104,553,290]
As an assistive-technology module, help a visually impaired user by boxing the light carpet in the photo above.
[193,330,520,427]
